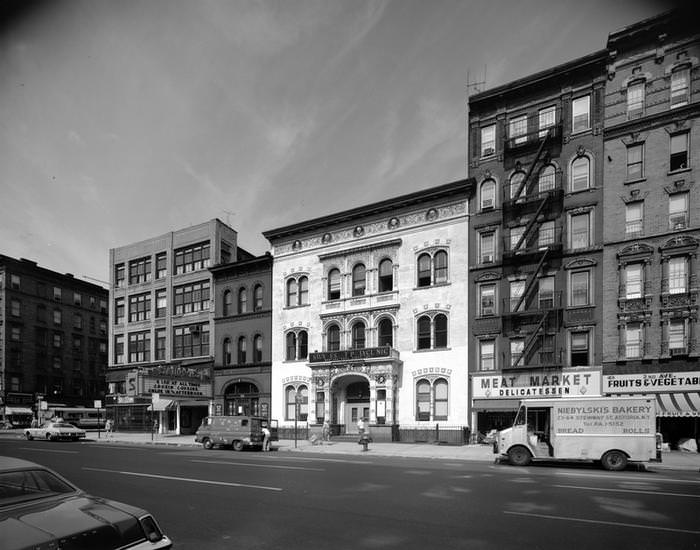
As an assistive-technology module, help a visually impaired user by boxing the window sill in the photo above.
[283,303,311,310]
[413,347,451,353]
[667,167,691,176]
[414,282,451,291]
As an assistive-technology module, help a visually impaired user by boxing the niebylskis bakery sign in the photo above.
[138,364,212,398]
[472,367,601,399]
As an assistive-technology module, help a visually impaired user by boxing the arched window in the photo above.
[223,337,232,365]
[297,385,308,421]
[538,165,556,192]
[352,264,366,296]
[237,336,247,364]
[328,269,340,300]
[286,332,297,361]
[286,279,298,307]
[434,314,448,348]
[351,321,366,349]
[571,156,590,192]
[434,251,448,284]
[223,290,232,316]
[253,335,262,363]
[327,324,340,351]
[378,318,393,347]
[480,179,496,210]
[417,316,431,349]
[253,284,263,311]
[417,254,432,287]
[238,288,247,314]
[510,171,526,200]
[285,386,297,420]
[434,378,448,420]
[298,276,309,305]
[416,379,431,421]
[298,330,308,359]
[378,259,393,292]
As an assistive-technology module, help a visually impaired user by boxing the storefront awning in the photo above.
[656,393,700,417]
[148,399,175,411]
[472,399,520,411]
[3,407,33,415]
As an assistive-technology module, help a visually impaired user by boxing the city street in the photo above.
[1,438,699,550]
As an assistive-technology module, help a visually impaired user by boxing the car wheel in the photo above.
[25,432,34,441]
[508,446,532,466]
[46,433,54,441]
[601,450,628,471]
[232,440,244,452]
[202,438,214,450]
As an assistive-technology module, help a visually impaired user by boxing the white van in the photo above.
[495,396,662,471]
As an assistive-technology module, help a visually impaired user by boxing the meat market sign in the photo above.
[472,367,601,399]
[603,371,700,393]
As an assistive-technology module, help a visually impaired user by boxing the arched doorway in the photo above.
[224,382,260,416]
[332,375,369,434]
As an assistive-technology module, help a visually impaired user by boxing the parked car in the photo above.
[24,420,86,441]
[195,415,277,450]
[0,456,172,549]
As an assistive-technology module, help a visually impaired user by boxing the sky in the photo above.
[0,0,675,285]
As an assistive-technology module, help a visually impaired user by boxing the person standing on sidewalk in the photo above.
[262,424,271,451]
[322,420,331,444]
[105,418,113,438]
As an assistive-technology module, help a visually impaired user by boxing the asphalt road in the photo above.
[1,438,699,550]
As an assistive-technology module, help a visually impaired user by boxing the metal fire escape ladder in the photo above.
[513,248,550,313]
[512,313,548,368]
[511,128,551,201]
[512,195,549,253]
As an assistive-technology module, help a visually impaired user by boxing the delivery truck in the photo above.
[495,396,662,471]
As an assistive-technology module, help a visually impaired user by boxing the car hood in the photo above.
[1,495,146,550]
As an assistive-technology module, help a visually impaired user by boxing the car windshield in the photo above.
[0,468,77,506]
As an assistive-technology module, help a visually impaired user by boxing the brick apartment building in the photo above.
[601,10,700,447]
[0,255,108,426]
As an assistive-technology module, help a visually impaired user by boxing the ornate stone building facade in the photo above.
[263,180,473,440]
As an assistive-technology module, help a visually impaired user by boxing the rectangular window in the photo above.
[115,298,125,324]
[53,309,61,325]
[53,332,62,348]
[114,334,124,364]
[538,106,556,138]
[129,257,152,285]
[538,276,555,309]
[570,212,590,250]
[481,124,496,157]
[10,274,20,289]
[128,293,151,322]
[670,132,689,171]
[156,252,167,279]
[155,328,167,361]
[668,256,687,294]
[625,202,643,237]
[510,339,524,367]
[174,242,211,275]
[509,280,525,313]
[479,340,495,371]
[625,264,643,299]
[73,314,83,330]
[174,280,210,315]
[53,287,62,301]
[11,326,21,341]
[479,285,495,316]
[627,81,645,116]
[572,95,590,133]
[668,320,686,354]
[625,324,642,359]
[509,115,527,145]
[570,331,589,367]
[115,264,125,288]
[669,193,688,230]
[11,299,21,317]
[627,143,644,180]
[479,232,495,264]
[510,226,525,252]
[670,67,690,108]
[538,221,555,248]
[156,289,167,318]
[128,331,150,363]
[73,292,82,306]
[570,270,590,307]
[173,323,210,358]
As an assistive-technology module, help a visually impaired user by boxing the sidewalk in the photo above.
[83,431,700,472]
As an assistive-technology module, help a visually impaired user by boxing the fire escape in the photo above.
[500,117,564,369]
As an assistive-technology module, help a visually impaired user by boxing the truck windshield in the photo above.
[514,405,526,427]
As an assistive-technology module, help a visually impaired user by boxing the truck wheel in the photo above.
[508,446,532,466]
[601,450,628,471]
[232,440,244,452]
[25,432,33,441]
[202,438,214,450]
[46,433,54,441]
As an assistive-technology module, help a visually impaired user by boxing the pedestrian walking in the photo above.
[104,418,113,438]
[262,424,271,452]
[358,418,371,452]
[322,420,331,444]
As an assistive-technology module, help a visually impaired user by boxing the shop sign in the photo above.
[554,401,654,435]
[604,371,700,393]
[142,377,212,397]
[472,368,601,399]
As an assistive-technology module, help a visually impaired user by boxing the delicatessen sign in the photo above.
[472,368,601,399]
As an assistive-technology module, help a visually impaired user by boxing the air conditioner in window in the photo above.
[483,147,495,157]
[482,254,494,264]
[669,346,687,356]
[481,198,494,209]
[670,215,687,230]
[188,326,200,335]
